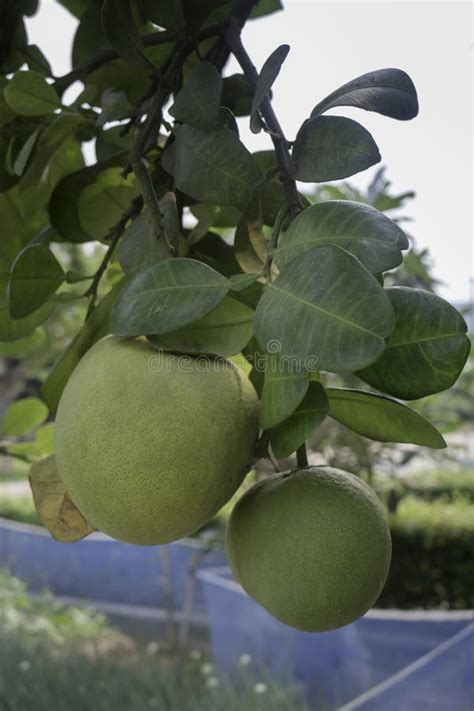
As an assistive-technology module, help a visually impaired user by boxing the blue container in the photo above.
[198,566,474,709]
[0,518,224,613]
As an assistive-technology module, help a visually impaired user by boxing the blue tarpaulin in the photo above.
[198,567,474,710]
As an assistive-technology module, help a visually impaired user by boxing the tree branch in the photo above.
[224,18,303,218]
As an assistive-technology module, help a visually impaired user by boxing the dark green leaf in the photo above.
[4,70,61,115]
[357,287,471,399]
[191,231,242,277]
[170,124,263,207]
[327,387,446,449]
[261,357,308,429]
[111,258,230,337]
[2,397,48,437]
[222,74,253,117]
[190,202,241,229]
[274,200,408,273]
[250,0,283,18]
[118,213,161,276]
[95,126,133,162]
[269,382,329,458]
[8,245,65,319]
[49,153,128,243]
[22,44,52,75]
[290,116,381,182]
[311,68,418,121]
[250,44,289,134]
[255,245,393,372]
[42,283,123,414]
[170,61,222,130]
[78,168,138,240]
[102,0,155,69]
[148,296,253,356]
[12,128,39,177]
[19,115,85,216]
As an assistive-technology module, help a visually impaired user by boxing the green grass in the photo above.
[0,572,308,711]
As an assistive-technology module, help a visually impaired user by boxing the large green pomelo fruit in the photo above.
[226,467,391,632]
[55,335,259,545]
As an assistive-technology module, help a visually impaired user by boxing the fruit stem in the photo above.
[296,443,309,468]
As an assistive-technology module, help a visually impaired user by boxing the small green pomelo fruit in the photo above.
[226,467,391,632]
[55,335,259,545]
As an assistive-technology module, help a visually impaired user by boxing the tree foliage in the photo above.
[0,0,470,475]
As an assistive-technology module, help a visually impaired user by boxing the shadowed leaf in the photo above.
[250,44,289,133]
[290,116,381,183]
[170,61,222,130]
[269,381,329,458]
[311,68,418,120]
[8,245,65,319]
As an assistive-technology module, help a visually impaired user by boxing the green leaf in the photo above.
[78,167,138,240]
[95,126,133,162]
[357,287,471,399]
[29,455,96,542]
[49,153,128,243]
[191,231,242,277]
[250,44,289,134]
[311,68,418,121]
[2,397,48,437]
[327,388,446,449]
[42,282,123,414]
[4,70,61,116]
[290,116,381,182]
[170,61,223,130]
[250,0,282,18]
[8,423,54,459]
[222,74,253,117]
[147,296,253,356]
[111,258,230,337]
[260,357,308,429]
[102,0,155,69]
[170,124,263,207]
[254,245,393,372]
[118,213,161,276]
[269,382,329,458]
[18,115,85,216]
[8,245,65,319]
[274,200,408,274]
[12,128,39,177]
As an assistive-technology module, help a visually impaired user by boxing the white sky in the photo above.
[26,1,473,304]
